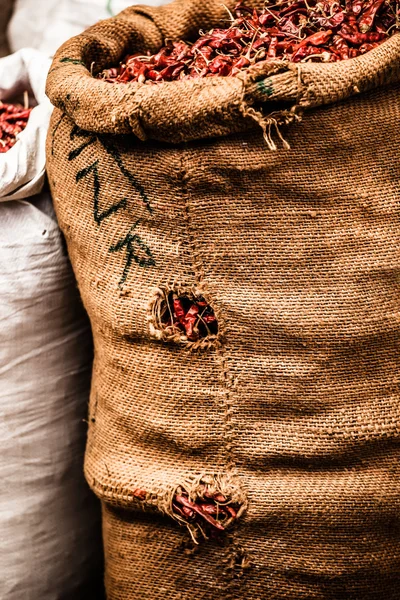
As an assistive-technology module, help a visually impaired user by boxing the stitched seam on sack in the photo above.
[180,150,244,597]
[180,156,235,464]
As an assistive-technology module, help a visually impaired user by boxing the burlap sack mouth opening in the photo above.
[45,0,400,145]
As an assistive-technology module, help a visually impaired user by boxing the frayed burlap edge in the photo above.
[88,470,247,541]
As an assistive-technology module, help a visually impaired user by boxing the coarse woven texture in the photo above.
[46,1,400,598]
[45,0,400,143]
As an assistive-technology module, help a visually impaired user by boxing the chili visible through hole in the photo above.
[160,292,218,342]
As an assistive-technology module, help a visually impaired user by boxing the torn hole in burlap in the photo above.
[147,284,221,350]
[131,473,247,545]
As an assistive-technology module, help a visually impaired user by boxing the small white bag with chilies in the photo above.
[0,49,104,600]
[0,48,51,199]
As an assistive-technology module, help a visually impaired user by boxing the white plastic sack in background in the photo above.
[0,49,51,200]
[0,50,104,600]
[8,0,171,57]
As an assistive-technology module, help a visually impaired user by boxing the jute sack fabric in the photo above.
[46,1,400,597]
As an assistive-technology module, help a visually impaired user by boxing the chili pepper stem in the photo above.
[197,311,212,336]
[245,27,261,59]
[166,293,176,327]
[187,524,200,545]
[196,522,209,540]
[221,3,236,22]
[194,48,211,64]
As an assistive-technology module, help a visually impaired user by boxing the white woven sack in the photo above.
[0,49,104,600]
[0,48,51,200]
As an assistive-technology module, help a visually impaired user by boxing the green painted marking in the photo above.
[106,0,113,15]
[257,78,274,97]
[48,65,63,75]
[110,222,156,287]
[68,138,96,161]
[60,57,86,67]
[70,125,92,140]
[51,113,66,156]
[98,136,153,214]
[76,160,127,225]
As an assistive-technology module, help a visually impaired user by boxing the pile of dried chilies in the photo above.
[132,484,239,538]
[172,485,238,537]
[0,101,32,153]
[99,0,400,84]
[160,293,218,342]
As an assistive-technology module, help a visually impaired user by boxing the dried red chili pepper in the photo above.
[0,100,32,153]
[99,0,400,84]
[172,485,240,536]
[267,36,279,58]
[358,0,386,31]
[175,494,225,530]
[132,489,147,501]
[352,0,366,14]
[161,292,218,342]
[293,29,334,50]
[340,22,384,43]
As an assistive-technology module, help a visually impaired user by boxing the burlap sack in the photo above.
[46,1,400,597]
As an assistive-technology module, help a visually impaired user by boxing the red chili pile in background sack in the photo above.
[0,102,32,153]
[99,0,400,84]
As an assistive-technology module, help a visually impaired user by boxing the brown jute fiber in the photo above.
[46,0,400,597]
